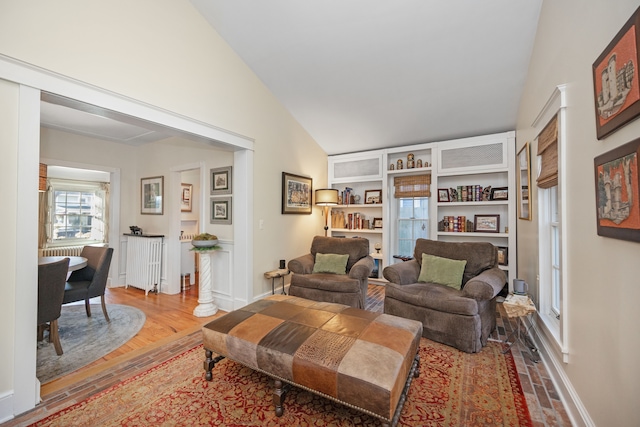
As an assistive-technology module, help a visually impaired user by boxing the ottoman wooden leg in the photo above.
[273,379,290,417]
[203,349,225,381]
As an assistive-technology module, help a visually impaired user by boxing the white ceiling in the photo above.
[40,1,542,156]
[191,0,542,155]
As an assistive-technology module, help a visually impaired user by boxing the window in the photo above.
[396,197,429,256]
[540,185,561,330]
[535,101,564,349]
[48,179,109,246]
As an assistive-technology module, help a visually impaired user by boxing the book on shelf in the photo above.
[442,215,467,232]
[454,185,484,202]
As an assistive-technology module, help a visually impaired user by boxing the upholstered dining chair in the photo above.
[63,246,114,322]
[38,257,70,356]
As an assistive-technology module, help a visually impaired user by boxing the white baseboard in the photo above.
[527,321,595,427]
[0,391,14,424]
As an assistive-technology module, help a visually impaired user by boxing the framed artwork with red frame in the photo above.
[594,137,640,242]
[592,6,640,139]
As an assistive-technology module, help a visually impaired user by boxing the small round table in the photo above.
[38,256,88,271]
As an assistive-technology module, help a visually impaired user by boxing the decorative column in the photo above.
[193,249,219,317]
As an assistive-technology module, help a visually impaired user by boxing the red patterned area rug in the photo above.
[30,339,532,427]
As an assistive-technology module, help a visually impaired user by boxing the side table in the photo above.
[502,294,540,362]
[264,268,290,295]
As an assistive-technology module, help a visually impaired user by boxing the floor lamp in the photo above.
[315,189,339,236]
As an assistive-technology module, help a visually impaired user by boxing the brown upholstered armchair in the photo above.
[63,246,114,322]
[383,239,506,353]
[287,236,374,308]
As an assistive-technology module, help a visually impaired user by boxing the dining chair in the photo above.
[37,257,70,356]
[63,246,114,322]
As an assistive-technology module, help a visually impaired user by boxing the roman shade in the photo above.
[393,174,431,198]
[536,115,558,189]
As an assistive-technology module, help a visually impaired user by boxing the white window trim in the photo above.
[532,85,570,362]
[47,178,108,247]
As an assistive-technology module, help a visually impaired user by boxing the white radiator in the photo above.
[40,246,83,257]
[125,235,163,295]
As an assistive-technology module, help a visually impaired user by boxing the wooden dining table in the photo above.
[38,256,88,272]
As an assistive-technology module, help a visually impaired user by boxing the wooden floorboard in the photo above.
[40,277,223,396]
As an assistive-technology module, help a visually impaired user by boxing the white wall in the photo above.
[0,0,328,419]
[516,1,640,426]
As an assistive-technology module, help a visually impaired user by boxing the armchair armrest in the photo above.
[462,267,506,300]
[382,260,421,285]
[288,254,315,274]
[349,256,374,279]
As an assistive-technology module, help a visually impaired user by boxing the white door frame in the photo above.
[0,54,254,418]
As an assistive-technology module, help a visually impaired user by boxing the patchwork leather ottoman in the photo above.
[202,295,422,426]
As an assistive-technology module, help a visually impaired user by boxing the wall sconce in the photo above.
[39,163,47,192]
[315,188,339,236]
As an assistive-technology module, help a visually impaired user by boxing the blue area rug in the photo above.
[36,304,146,384]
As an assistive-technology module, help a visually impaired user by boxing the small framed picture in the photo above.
[437,188,450,202]
[364,189,382,204]
[141,176,164,215]
[210,166,232,195]
[474,214,500,233]
[497,246,508,265]
[210,197,232,224]
[373,217,383,229]
[282,172,313,214]
[181,183,192,212]
[490,187,509,201]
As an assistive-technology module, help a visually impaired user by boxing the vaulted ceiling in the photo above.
[40,1,542,156]
[190,0,542,154]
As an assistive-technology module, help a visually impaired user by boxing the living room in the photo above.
[1,1,639,426]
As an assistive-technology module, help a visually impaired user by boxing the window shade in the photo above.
[393,174,431,198]
[537,115,558,189]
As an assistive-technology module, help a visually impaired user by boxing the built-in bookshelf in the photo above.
[327,132,516,287]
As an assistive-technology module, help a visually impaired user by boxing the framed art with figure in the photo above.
[594,136,640,242]
[282,172,312,214]
[141,176,163,215]
[592,6,640,139]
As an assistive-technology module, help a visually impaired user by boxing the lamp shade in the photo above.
[315,188,339,206]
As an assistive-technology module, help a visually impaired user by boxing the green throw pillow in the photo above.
[418,253,467,290]
[313,253,349,274]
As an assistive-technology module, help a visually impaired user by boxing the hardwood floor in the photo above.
[40,279,223,397]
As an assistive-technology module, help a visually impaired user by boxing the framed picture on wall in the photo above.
[210,197,232,224]
[181,183,192,212]
[141,176,163,215]
[594,136,640,242]
[592,6,640,139]
[210,166,232,195]
[282,172,313,214]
